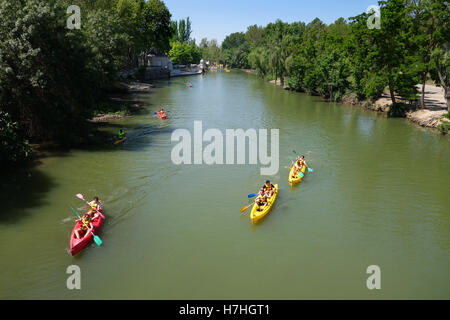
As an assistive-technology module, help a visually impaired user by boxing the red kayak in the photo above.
[157,112,167,119]
[70,210,104,256]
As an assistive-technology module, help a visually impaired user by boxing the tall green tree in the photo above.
[169,41,201,65]
[426,0,450,111]
[348,0,418,109]
[171,17,192,44]
[141,0,172,53]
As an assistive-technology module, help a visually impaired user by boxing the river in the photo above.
[1,71,449,299]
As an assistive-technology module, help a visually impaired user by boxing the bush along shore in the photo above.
[90,82,153,123]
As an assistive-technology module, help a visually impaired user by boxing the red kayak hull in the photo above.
[70,211,104,256]
[157,112,167,119]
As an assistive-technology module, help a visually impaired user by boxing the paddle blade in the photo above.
[240,204,252,213]
[97,211,106,220]
[76,194,85,201]
[292,150,298,154]
[93,235,102,246]
[308,168,313,172]
[248,193,257,198]
[299,172,304,178]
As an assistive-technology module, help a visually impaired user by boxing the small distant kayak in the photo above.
[245,70,251,73]
[157,112,167,119]
[114,137,127,146]
[225,69,231,73]
[288,165,306,185]
[70,211,104,256]
[250,184,279,224]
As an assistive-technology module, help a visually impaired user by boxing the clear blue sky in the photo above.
[163,0,378,44]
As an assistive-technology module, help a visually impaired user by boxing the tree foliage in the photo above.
[169,41,201,65]
[215,0,450,109]
[0,0,173,166]
[0,112,31,167]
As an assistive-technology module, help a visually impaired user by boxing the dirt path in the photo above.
[374,84,448,128]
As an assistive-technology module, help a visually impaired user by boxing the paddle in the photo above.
[240,202,254,213]
[243,184,283,213]
[239,191,259,213]
[292,150,313,172]
[71,207,102,246]
[75,194,106,220]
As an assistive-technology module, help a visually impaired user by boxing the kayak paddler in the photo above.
[255,189,268,212]
[292,165,300,178]
[298,155,308,170]
[117,129,127,141]
[74,213,93,239]
[87,197,102,220]
[262,180,275,198]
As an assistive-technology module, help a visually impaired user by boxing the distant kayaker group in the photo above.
[242,153,312,224]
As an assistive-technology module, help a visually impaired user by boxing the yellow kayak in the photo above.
[114,137,127,146]
[225,69,231,72]
[288,164,306,185]
[250,184,279,224]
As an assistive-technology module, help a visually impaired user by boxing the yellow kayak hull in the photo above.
[250,184,279,224]
[114,137,127,146]
[288,165,306,185]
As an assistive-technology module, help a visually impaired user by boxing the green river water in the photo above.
[1,71,449,299]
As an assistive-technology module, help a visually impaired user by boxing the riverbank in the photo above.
[23,81,154,165]
[90,82,153,123]
[268,78,449,134]
[342,84,449,133]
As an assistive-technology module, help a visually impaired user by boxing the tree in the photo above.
[141,0,172,53]
[426,0,450,111]
[0,0,97,140]
[245,25,265,49]
[169,41,201,65]
[348,0,418,108]
[200,38,222,64]
[83,9,132,87]
[221,32,250,68]
[0,111,31,166]
[171,17,192,44]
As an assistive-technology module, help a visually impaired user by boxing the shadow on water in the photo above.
[0,97,173,224]
[0,166,55,224]
[36,107,175,157]
[77,122,174,154]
